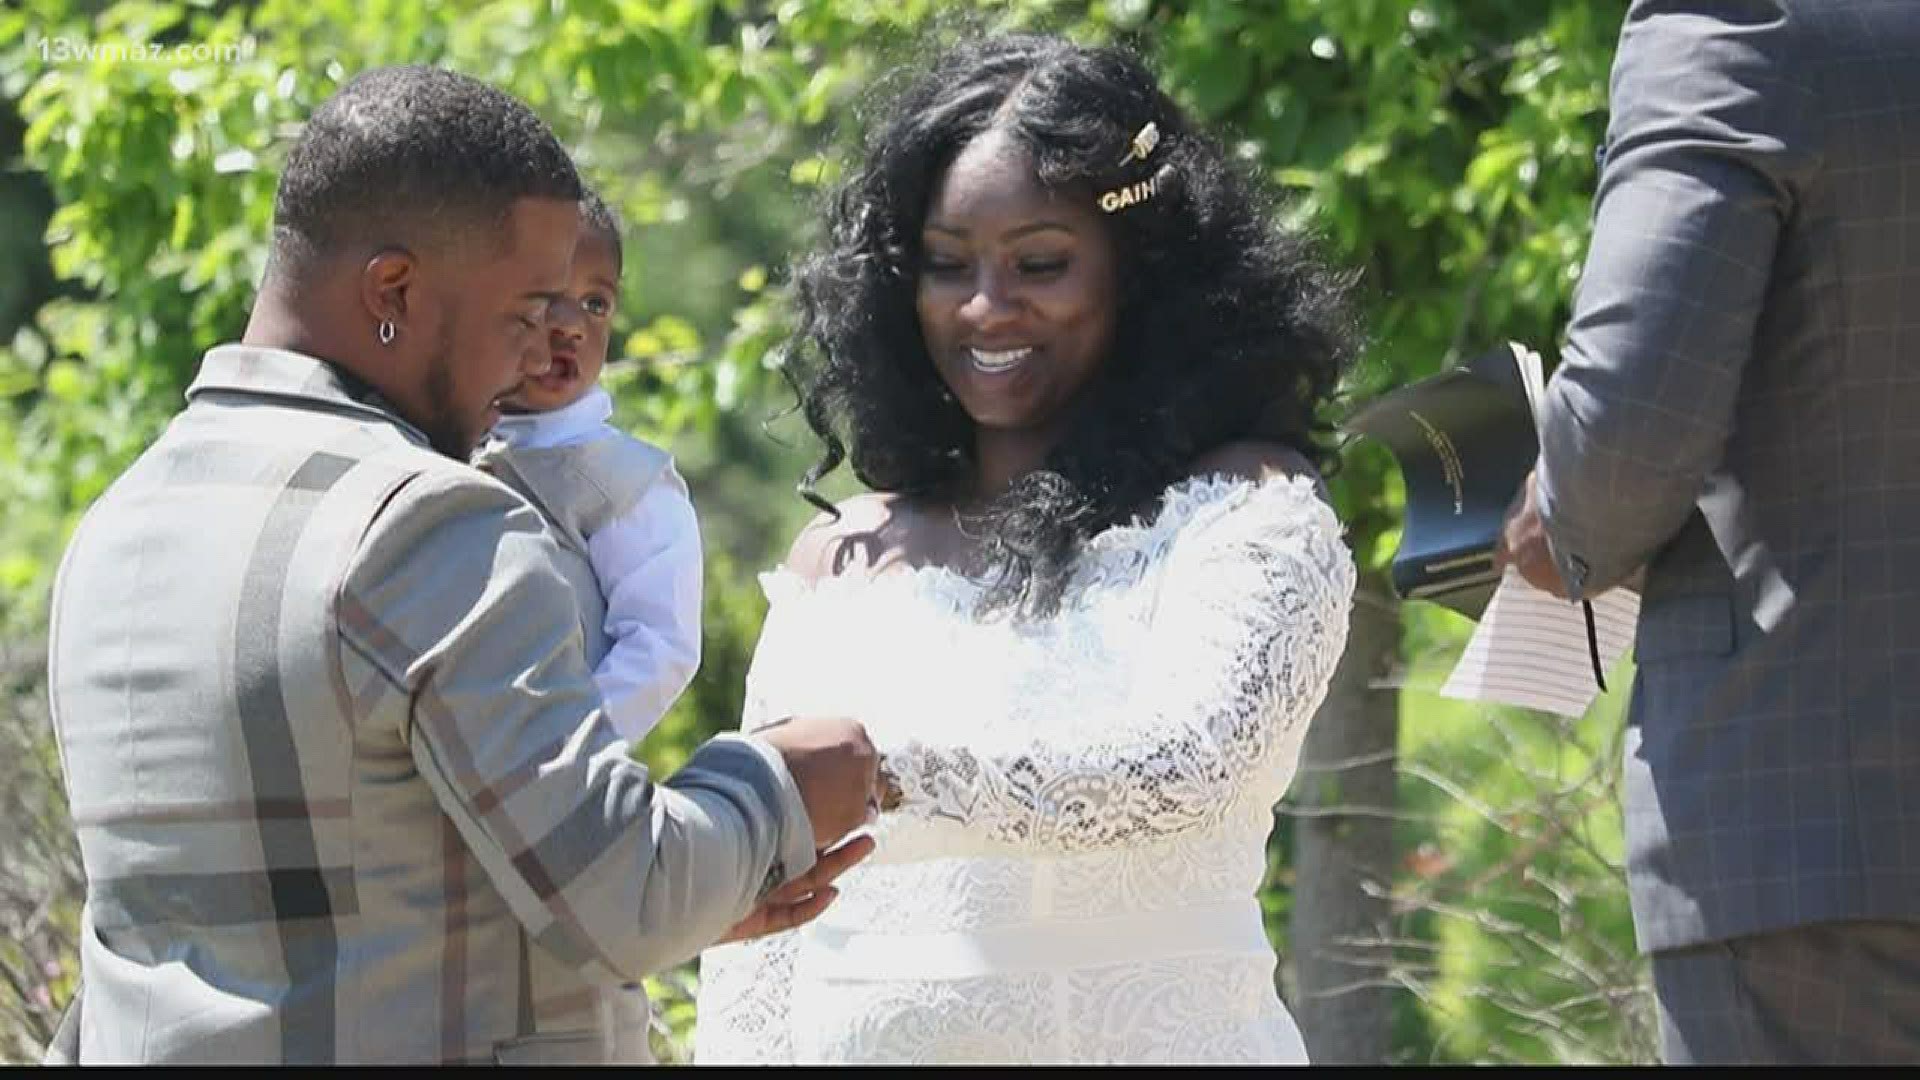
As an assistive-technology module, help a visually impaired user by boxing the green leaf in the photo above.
[44,361,86,403]
[1179,33,1252,117]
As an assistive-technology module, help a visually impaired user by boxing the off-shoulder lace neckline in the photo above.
[759,471,1330,613]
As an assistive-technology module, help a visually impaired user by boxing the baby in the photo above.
[475,187,702,743]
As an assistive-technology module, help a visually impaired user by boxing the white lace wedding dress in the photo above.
[694,473,1355,1064]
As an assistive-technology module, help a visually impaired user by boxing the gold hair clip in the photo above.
[1118,121,1160,167]
[1099,174,1160,213]
[1102,124,1165,212]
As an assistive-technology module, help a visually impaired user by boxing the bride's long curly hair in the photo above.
[782,33,1357,619]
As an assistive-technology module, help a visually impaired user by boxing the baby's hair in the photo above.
[580,186,623,274]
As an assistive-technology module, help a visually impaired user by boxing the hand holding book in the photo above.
[1492,468,1568,599]
[1344,342,1549,619]
[1494,475,1648,600]
[1344,342,1640,717]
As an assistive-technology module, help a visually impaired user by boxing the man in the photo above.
[43,66,879,1064]
[1498,1,1920,1064]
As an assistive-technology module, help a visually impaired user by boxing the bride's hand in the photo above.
[717,832,877,944]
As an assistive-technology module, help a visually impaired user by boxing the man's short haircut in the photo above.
[270,65,582,276]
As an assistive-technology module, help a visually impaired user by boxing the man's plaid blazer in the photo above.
[43,345,813,1063]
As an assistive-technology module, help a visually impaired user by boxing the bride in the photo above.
[696,33,1357,1064]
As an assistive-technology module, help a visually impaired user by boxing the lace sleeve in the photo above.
[693,931,799,1063]
[692,580,806,1063]
[882,474,1355,853]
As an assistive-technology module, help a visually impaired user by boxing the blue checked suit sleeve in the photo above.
[1535,0,1815,596]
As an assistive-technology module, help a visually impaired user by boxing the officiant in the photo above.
[1496,0,1920,1064]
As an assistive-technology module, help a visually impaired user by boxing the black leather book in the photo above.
[1342,343,1545,620]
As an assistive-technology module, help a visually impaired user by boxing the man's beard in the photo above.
[420,327,472,459]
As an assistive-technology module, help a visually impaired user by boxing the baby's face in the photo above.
[500,228,619,415]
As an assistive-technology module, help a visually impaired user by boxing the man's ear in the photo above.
[360,246,417,333]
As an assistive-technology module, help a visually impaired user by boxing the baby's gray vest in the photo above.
[469,434,673,1061]
[473,434,673,663]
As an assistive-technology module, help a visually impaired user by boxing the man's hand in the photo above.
[1494,469,1572,598]
[755,716,882,849]
[718,832,877,944]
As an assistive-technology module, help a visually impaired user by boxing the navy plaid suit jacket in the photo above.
[1536,0,1920,951]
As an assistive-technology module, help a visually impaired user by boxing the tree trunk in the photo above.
[1286,580,1401,1063]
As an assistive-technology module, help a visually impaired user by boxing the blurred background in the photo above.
[0,0,1649,1064]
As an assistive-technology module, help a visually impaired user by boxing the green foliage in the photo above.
[0,0,1648,1063]
[0,640,81,1064]
[1391,604,1655,1062]
[1129,0,1640,1061]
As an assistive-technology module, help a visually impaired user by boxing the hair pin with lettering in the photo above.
[1099,172,1160,213]
[1118,121,1160,167]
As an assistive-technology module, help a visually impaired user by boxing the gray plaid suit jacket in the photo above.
[43,345,815,1063]
[1536,0,1920,952]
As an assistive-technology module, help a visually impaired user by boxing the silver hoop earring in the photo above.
[377,319,396,346]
